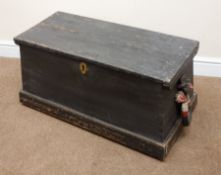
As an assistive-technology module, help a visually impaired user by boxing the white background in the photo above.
[1,0,221,58]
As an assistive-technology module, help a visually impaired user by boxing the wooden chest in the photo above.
[14,12,199,160]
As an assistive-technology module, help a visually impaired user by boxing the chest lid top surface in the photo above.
[14,11,199,88]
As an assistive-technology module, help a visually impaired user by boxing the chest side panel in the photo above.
[161,58,194,139]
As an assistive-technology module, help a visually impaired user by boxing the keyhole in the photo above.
[79,62,88,75]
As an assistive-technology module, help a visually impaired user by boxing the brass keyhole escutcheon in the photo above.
[79,62,88,75]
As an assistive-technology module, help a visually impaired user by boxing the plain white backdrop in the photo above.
[0,0,221,77]
[1,0,221,58]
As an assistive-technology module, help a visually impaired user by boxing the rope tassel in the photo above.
[175,83,193,126]
[181,102,189,118]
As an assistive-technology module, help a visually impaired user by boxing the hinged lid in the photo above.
[14,11,199,89]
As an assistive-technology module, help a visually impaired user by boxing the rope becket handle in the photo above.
[175,82,193,126]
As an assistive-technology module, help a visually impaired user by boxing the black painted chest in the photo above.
[14,12,199,160]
